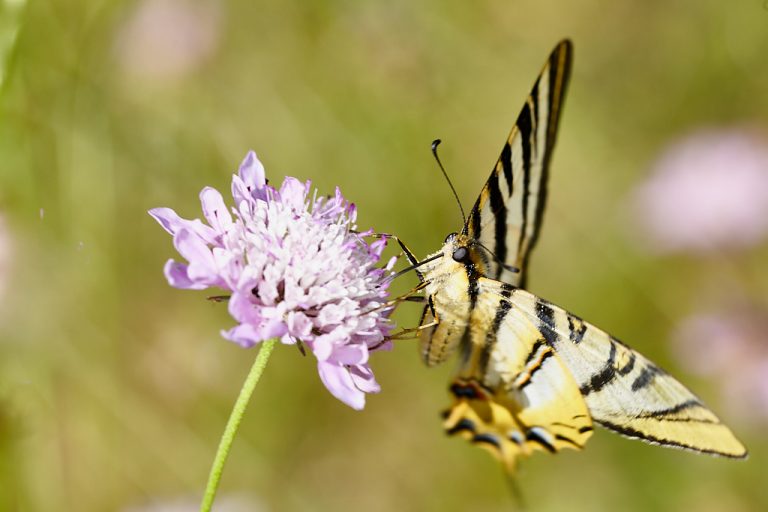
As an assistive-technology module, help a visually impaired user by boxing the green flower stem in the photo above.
[200,338,277,512]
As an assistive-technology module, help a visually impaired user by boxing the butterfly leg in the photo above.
[369,319,441,350]
[386,281,428,306]
[388,321,439,340]
[369,321,440,350]
[365,281,429,317]
[364,232,419,266]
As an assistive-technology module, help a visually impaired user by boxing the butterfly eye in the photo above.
[452,247,469,262]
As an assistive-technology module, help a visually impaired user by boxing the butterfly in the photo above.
[393,39,747,473]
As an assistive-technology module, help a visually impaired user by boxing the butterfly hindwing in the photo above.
[442,284,593,471]
[482,280,748,459]
[464,39,572,288]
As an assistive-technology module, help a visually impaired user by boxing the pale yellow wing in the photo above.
[485,280,747,458]
[464,40,572,288]
[442,285,593,472]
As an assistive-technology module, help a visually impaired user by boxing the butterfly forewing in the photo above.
[464,39,572,288]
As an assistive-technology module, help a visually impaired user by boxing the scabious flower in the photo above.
[632,127,768,253]
[149,151,395,409]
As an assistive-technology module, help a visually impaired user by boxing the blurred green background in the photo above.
[2,0,768,511]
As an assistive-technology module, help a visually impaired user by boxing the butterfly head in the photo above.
[439,232,489,273]
[416,233,483,291]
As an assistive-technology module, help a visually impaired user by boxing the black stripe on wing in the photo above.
[517,40,572,287]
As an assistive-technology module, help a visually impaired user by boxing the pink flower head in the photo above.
[632,127,768,253]
[150,151,396,409]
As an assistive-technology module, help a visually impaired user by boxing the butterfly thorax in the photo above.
[418,233,490,367]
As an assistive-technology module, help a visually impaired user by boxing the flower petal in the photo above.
[221,323,262,348]
[173,229,219,284]
[317,303,347,327]
[237,151,267,200]
[350,364,380,394]
[148,207,183,235]
[256,279,279,306]
[286,311,312,338]
[278,177,308,212]
[329,344,368,365]
[163,259,207,289]
[311,330,344,361]
[228,290,262,324]
[231,175,255,211]
[317,361,365,410]
[200,187,232,233]
[148,207,218,244]
[212,246,241,289]
[260,318,288,340]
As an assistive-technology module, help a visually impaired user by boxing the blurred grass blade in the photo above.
[0,0,26,94]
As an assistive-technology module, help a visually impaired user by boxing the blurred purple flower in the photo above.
[114,0,221,85]
[674,308,768,423]
[632,128,768,253]
[150,151,395,410]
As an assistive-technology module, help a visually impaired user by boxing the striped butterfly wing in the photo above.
[443,282,593,472]
[464,40,572,288]
[492,281,748,458]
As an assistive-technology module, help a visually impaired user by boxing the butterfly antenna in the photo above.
[432,139,466,226]
[474,241,520,274]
